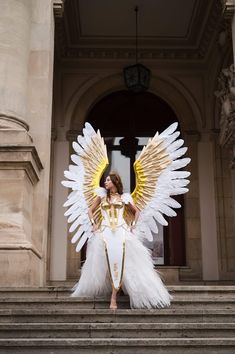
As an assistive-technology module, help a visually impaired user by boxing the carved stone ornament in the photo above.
[215,64,235,168]
[223,0,235,20]
[53,0,65,18]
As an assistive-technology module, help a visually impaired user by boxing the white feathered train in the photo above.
[62,122,191,308]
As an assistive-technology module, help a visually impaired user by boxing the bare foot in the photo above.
[109,297,117,310]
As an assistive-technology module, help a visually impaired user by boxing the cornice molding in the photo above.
[55,0,224,62]
[0,146,43,185]
[0,242,42,259]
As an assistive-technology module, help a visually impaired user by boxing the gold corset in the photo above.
[101,199,124,230]
[101,201,123,210]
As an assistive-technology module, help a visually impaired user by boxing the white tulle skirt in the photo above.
[71,231,172,309]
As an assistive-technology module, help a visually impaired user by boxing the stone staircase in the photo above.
[0,286,235,353]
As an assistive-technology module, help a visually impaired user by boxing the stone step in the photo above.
[0,338,235,354]
[1,285,235,298]
[0,308,234,323]
[0,322,234,339]
[0,297,235,310]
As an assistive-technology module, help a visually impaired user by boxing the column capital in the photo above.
[66,130,82,142]
[53,0,65,18]
[183,130,201,142]
[224,0,235,20]
[199,130,220,143]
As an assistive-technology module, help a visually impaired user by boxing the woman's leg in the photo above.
[110,287,118,309]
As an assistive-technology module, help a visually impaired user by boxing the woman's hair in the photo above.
[107,171,123,197]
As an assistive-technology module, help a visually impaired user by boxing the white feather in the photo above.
[72,141,84,155]
[167,139,184,153]
[170,171,191,179]
[170,147,188,160]
[84,122,96,135]
[159,122,178,138]
[64,171,78,181]
[165,197,181,208]
[170,158,191,170]
[170,187,189,195]
[154,212,168,226]
[158,204,177,217]
[163,131,180,148]
[71,154,82,166]
[76,232,91,252]
[77,135,87,149]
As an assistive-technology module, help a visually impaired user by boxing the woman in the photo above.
[62,122,190,309]
[71,171,172,309]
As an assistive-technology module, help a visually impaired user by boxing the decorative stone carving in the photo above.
[223,0,235,20]
[53,0,65,18]
[215,64,235,168]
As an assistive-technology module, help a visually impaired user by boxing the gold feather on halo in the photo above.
[131,133,172,211]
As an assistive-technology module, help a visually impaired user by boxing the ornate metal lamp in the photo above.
[123,6,151,93]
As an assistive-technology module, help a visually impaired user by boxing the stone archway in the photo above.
[66,73,200,133]
[85,89,186,267]
[51,73,202,283]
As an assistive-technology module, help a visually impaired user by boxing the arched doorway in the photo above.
[86,90,186,267]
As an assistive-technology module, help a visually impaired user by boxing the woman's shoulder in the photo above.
[121,192,133,204]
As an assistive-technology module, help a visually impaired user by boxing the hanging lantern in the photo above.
[123,6,151,93]
[123,63,151,93]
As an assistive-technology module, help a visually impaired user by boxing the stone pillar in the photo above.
[0,0,31,121]
[0,0,40,286]
[50,135,69,281]
[198,133,219,280]
[0,0,60,286]
[180,131,202,281]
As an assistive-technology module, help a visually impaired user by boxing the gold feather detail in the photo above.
[132,136,171,211]
[81,130,109,224]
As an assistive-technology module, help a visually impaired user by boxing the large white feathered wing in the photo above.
[61,122,109,252]
[132,122,191,242]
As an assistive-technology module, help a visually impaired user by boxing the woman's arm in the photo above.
[128,202,140,232]
[88,196,101,232]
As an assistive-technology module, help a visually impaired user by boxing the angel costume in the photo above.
[62,122,191,309]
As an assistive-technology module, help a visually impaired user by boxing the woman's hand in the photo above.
[130,223,136,233]
[92,223,99,233]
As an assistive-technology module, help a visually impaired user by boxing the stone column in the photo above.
[198,133,219,280]
[0,0,30,121]
[50,134,69,281]
[0,0,41,286]
[180,131,202,281]
[50,129,82,282]
[0,0,62,286]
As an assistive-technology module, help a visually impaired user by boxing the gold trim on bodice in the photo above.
[101,198,124,231]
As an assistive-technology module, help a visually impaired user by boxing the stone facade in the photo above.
[0,0,235,287]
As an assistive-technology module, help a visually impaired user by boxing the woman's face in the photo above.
[104,176,115,190]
